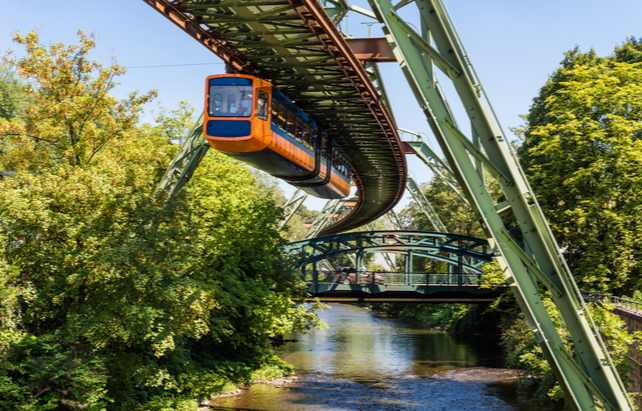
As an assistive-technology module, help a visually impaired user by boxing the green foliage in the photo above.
[0,334,109,410]
[501,299,641,409]
[0,30,156,171]
[372,303,501,339]
[622,290,642,303]
[0,65,28,121]
[0,31,320,410]
[140,396,199,411]
[518,38,642,294]
[478,260,506,288]
[400,178,481,237]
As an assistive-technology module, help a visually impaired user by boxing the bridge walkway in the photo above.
[303,269,507,302]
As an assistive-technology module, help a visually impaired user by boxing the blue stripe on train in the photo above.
[209,77,253,86]
[207,120,251,137]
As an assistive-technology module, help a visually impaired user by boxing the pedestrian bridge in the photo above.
[284,231,507,302]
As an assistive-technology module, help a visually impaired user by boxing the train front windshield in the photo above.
[208,77,253,117]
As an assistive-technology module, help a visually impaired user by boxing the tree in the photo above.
[0,31,321,410]
[399,177,483,237]
[501,299,641,409]
[0,30,156,172]
[0,65,28,121]
[518,38,642,294]
[0,65,29,175]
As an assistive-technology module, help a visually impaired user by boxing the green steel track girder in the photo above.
[155,113,209,197]
[144,0,407,235]
[365,62,396,124]
[367,0,632,409]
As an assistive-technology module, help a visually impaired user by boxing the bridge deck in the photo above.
[305,283,508,303]
[143,0,407,234]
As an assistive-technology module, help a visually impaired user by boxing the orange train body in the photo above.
[203,74,351,199]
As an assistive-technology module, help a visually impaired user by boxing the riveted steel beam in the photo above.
[145,0,407,235]
[367,0,633,408]
[406,177,446,232]
[278,188,308,230]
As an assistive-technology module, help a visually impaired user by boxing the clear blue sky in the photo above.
[2,0,640,210]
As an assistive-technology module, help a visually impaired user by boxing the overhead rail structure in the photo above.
[354,0,633,408]
[144,0,407,235]
[285,230,502,301]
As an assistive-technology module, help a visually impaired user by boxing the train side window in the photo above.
[278,105,287,131]
[257,91,269,120]
[271,99,279,125]
[310,128,317,150]
[303,125,311,149]
[295,118,304,143]
[287,113,295,137]
[320,135,327,159]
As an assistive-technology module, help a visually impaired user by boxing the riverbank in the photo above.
[205,303,535,411]
[368,302,504,340]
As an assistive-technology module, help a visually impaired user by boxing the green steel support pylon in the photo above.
[400,128,468,206]
[367,0,633,409]
[304,199,344,239]
[386,209,404,230]
[405,177,446,232]
[278,189,309,231]
[155,112,209,197]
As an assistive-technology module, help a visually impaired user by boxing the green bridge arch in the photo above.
[284,231,504,302]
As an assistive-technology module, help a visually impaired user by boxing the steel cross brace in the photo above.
[304,199,345,239]
[155,112,210,198]
[405,177,446,232]
[400,129,469,206]
[366,0,633,409]
[278,189,309,231]
[366,222,396,270]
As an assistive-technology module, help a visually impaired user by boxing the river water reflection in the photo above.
[209,304,537,410]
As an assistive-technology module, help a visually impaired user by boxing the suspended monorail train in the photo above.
[203,74,352,199]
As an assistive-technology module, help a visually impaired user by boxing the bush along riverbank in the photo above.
[370,302,503,340]
[0,32,325,410]
[370,297,641,410]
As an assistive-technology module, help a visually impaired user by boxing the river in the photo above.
[208,303,537,411]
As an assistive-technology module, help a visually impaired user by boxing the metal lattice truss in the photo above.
[285,230,493,273]
[144,0,407,235]
[400,130,468,206]
[362,0,633,408]
[278,188,308,230]
[154,112,209,197]
[405,177,446,232]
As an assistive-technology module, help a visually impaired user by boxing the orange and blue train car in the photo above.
[203,74,352,199]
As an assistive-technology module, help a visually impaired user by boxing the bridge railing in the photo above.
[581,290,642,312]
[303,270,484,286]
